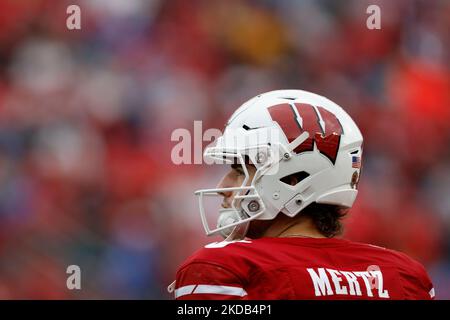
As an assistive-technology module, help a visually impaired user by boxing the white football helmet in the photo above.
[195,89,363,240]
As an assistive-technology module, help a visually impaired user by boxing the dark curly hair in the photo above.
[300,202,349,238]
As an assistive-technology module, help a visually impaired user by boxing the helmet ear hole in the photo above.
[280,171,310,186]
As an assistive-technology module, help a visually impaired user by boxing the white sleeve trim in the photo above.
[174,285,196,298]
[175,284,248,298]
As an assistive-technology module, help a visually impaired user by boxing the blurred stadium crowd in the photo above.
[0,0,449,299]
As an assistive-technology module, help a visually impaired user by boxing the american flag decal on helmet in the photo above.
[352,156,361,168]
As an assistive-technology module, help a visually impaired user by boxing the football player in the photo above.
[169,90,435,300]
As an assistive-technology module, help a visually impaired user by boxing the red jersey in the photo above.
[173,237,435,300]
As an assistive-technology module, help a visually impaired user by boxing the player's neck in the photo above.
[263,215,326,239]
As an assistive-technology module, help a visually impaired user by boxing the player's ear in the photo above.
[289,175,298,186]
[280,172,310,186]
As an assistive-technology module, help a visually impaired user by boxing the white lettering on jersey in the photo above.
[307,267,390,298]
[327,269,348,295]
[340,271,362,296]
[353,271,374,297]
[306,268,334,296]
[369,270,390,298]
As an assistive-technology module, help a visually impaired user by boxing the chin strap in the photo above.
[223,222,250,241]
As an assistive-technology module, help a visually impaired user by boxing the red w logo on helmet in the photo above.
[268,103,343,164]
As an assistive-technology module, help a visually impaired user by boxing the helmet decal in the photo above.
[268,102,343,164]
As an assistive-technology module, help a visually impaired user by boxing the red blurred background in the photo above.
[0,0,449,299]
